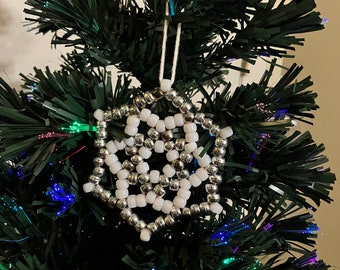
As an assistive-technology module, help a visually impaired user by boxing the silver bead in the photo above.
[207,193,220,203]
[135,133,145,146]
[147,128,160,140]
[164,141,175,151]
[94,139,106,148]
[107,196,118,208]
[155,216,166,228]
[134,220,146,232]
[180,152,193,163]
[159,175,170,187]
[140,182,153,194]
[205,183,219,194]
[177,169,189,179]
[169,179,180,191]
[127,213,139,226]
[128,172,139,185]
[182,207,191,216]
[131,154,143,164]
[103,110,112,121]
[175,138,185,151]
[96,128,107,139]
[161,130,173,141]
[190,204,201,215]
[152,87,164,100]
[147,222,159,233]
[180,102,192,114]
[120,105,130,116]
[138,173,150,184]
[170,207,181,219]
[172,96,185,108]
[213,147,226,157]
[92,185,103,197]
[125,146,138,156]
[202,118,213,129]
[98,148,109,158]
[120,208,133,220]
[116,199,128,209]
[112,108,122,120]
[144,92,155,104]
[97,121,107,128]
[129,105,140,116]
[209,124,220,137]
[212,156,225,167]
[165,90,178,101]
[205,164,218,175]
[89,174,101,184]
[215,137,227,148]
[134,96,147,108]
[184,112,195,122]
[194,113,205,124]
[122,160,135,171]
[93,157,104,166]
[172,160,185,171]
[144,138,155,149]
[164,215,175,226]
[154,184,166,197]
[209,175,222,184]
[199,202,211,214]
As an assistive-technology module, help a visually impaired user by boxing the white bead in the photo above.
[136,162,150,174]
[140,228,151,242]
[155,120,166,133]
[164,116,176,129]
[117,169,130,180]
[114,140,126,150]
[185,132,199,143]
[166,150,179,162]
[174,113,184,127]
[109,162,122,174]
[210,202,223,214]
[140,108,151,121]
[198,155,211,167]
[189,174,202,187]
[106,140,118,154]
[146,114,159,127]
[160,79,172,92]
[193,146,204,158]
[105,153,118,166]
[177,188,191,200]
[149,170,160,184]
[124,137,135,146]
[127,116,140,127]
[136,194,147,207]
[220,126,233,139]
[146,191,157,204]
[116,179,129,189]
[83,182,95,193]
[152,197,164,211]
[184,142,197,153]
[161,200,173,214]
[196,168,209,181]
[124,125,138,136]
[93,109,104,121]
[115,189,129,199]
[183,123,197,133]
[162,164,176,178]
[139,146,152,159]
[179,179,191,189]
[127,195,137,208]
[154,140,165,153]
[173,196,186,208]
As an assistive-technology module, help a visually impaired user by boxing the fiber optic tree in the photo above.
[0,0,335,269]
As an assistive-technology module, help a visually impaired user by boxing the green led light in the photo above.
[222,257,237,266]
[61,121,97,134]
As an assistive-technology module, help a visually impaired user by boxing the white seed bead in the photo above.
[189,174,202,187]
[155,120,166,133]
[220,126,233,139]
[124,125,138,136]
[160,79,172,92]
[173,196,186,208]
[136,194,147,207]
[198,155,211,167]
[115,189,129,199]
[114,140,126,150]
[149,170,160,183]
[136,162,150,174]
[179,179,191,189]
[177,188,191,200]
[146,114,159,127]
[139,146,152,159]
[127,195,137,208]
[117,169,130,180]
[127,116,140,127]
[162,164,176,178]
[116,179,129,189]
[164,116,176,129]
[184,142,197,153]
[105,153,118,166]
[196,168,209,181]
[146,191,157,204]
[124,137,135,146]
[193,146,204,158]
[140,228,152,242]
[185,132,199,143]
[83,182,95,193]
[106,140,118,154]
[174,113,184,127]
[140,108,152,121]
[109,162,122,174]
[183,123,197,133]
[162,200,173,214]
[152,197,164,211]
[210,202,223,214]
[166,150,179,162]
[154,140,165,153]
[94,109,105,121]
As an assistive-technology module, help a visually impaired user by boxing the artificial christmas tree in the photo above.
[0,0,336,269]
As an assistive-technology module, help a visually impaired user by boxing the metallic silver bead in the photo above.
[172,160,185,171]
[122,160,135,171]
[164,215,175,226]
[94,139,106,148]
[89,174,101,184]
[215,137,228,148]
[194,113,205,124]
[175,138,185,151]
[169,179,180,191]
[93,157,104,166]
[209,124,220,137]
[125,146,138,156]
[140,182,153,194]
[127,214,139,226]
[190,204,201,215]
[199,202,211,214]
[212,156,225,167]
[161,130,174,141]
[134,96,147,108]
[159,175,170,187]
[207,193,220,203]
[209,175,222,184]
[144,138,155,149]
[213,147,226,157]
[182,207,191,216]
[155,216,166,228]
[165,90,178,101]
[202,118,213,129]
[152,87,164,100]
[129,105,140,116]
[135,133,145,146]
[116,199,128,209]
[112,108,122,120]
[144,92,155,104]
[184,112,195,122]
[97,120,107,128]
[134,220,146,232]
[107,196,118,208]
[172,96,185,108]
[138,173,150,184]
[205,183,219,194]
[147,128,160,140]
[170,207,181,219]
[147,222,159,233]
[98,148,109,158]
[103,110,112,121]
[96,128,108,139]
[180,152,193,163]
[120,208,133,220]
[205,164,218,175]
[92,185,103,197]
[120,104,130,116]
[131,154,143,164]
[154,184,166,197]
[180,102,192,114]
[128,172,139,185]
[164,141,175,151]
[177,169,189,179]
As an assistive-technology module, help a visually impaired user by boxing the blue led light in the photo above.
[46,183,76,217]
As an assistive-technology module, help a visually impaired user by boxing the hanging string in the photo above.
[159,0,182,88]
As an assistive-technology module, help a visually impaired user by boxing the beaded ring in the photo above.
[83,82,233,241]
